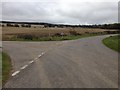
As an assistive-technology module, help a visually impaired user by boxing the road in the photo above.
[3,35,118,88]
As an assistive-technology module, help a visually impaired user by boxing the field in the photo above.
[103,35,120,52]
[2,26,109,41]
[2,26,107,35]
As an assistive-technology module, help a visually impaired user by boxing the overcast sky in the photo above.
[1,0,119,25]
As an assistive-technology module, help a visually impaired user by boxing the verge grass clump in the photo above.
[103,35,120,52]
[2,52,12,85]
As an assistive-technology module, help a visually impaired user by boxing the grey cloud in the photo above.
[2,1,118,25]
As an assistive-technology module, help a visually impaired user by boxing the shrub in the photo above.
[2,25,4,27]
[6,23,14,27]
[21,24,25,27]
[26,24,31,28]
[17,34,33,40]
[54,33,62,36]
[14,24,19,27]
[69,31,80,36]
[104,31,120,34]
[85,32,89,34]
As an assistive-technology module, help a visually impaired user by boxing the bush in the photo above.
[17,34,33,40]
[54,33,62,36]
[2,25,4,27]
[69,31,80,36]
[6,23,14,27]
[14,24,19,27]
[104,31,120,34]
[21,24,25,27]
[26,24,31,28]
[85,32,89,34]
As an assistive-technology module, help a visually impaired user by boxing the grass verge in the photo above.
[7,34,102,41]
[2,52,12,85]
[103,35,120,52]
[0,53,2,87]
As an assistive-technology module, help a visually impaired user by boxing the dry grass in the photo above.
[2,26,111,41]
[2,26,106,35]
[0,26,117,40]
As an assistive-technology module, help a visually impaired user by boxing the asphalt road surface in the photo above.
[3,35,118,88]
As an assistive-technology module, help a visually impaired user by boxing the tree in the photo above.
[14,24,19,27]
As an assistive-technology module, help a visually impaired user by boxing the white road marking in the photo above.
[38,54,42,57]
[34,57,38,60]
[12,52,46,76]
[12,71,20,76]
[41,52,44,55]
[21,65,28,70]
[29,60,34,64]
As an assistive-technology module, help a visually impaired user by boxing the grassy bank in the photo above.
[4,34,103,41]
[103,35,120,52]
[0,53,2,86]
[2,52,12,85]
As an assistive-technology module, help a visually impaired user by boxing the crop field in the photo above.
[2,26,107,35]
[2,26,106,36]
[1,26,118,41]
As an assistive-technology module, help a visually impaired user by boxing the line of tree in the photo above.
[1,21,120,29]
[43,23,120,29]
[21,24,31,28]
[6,23,31,28]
